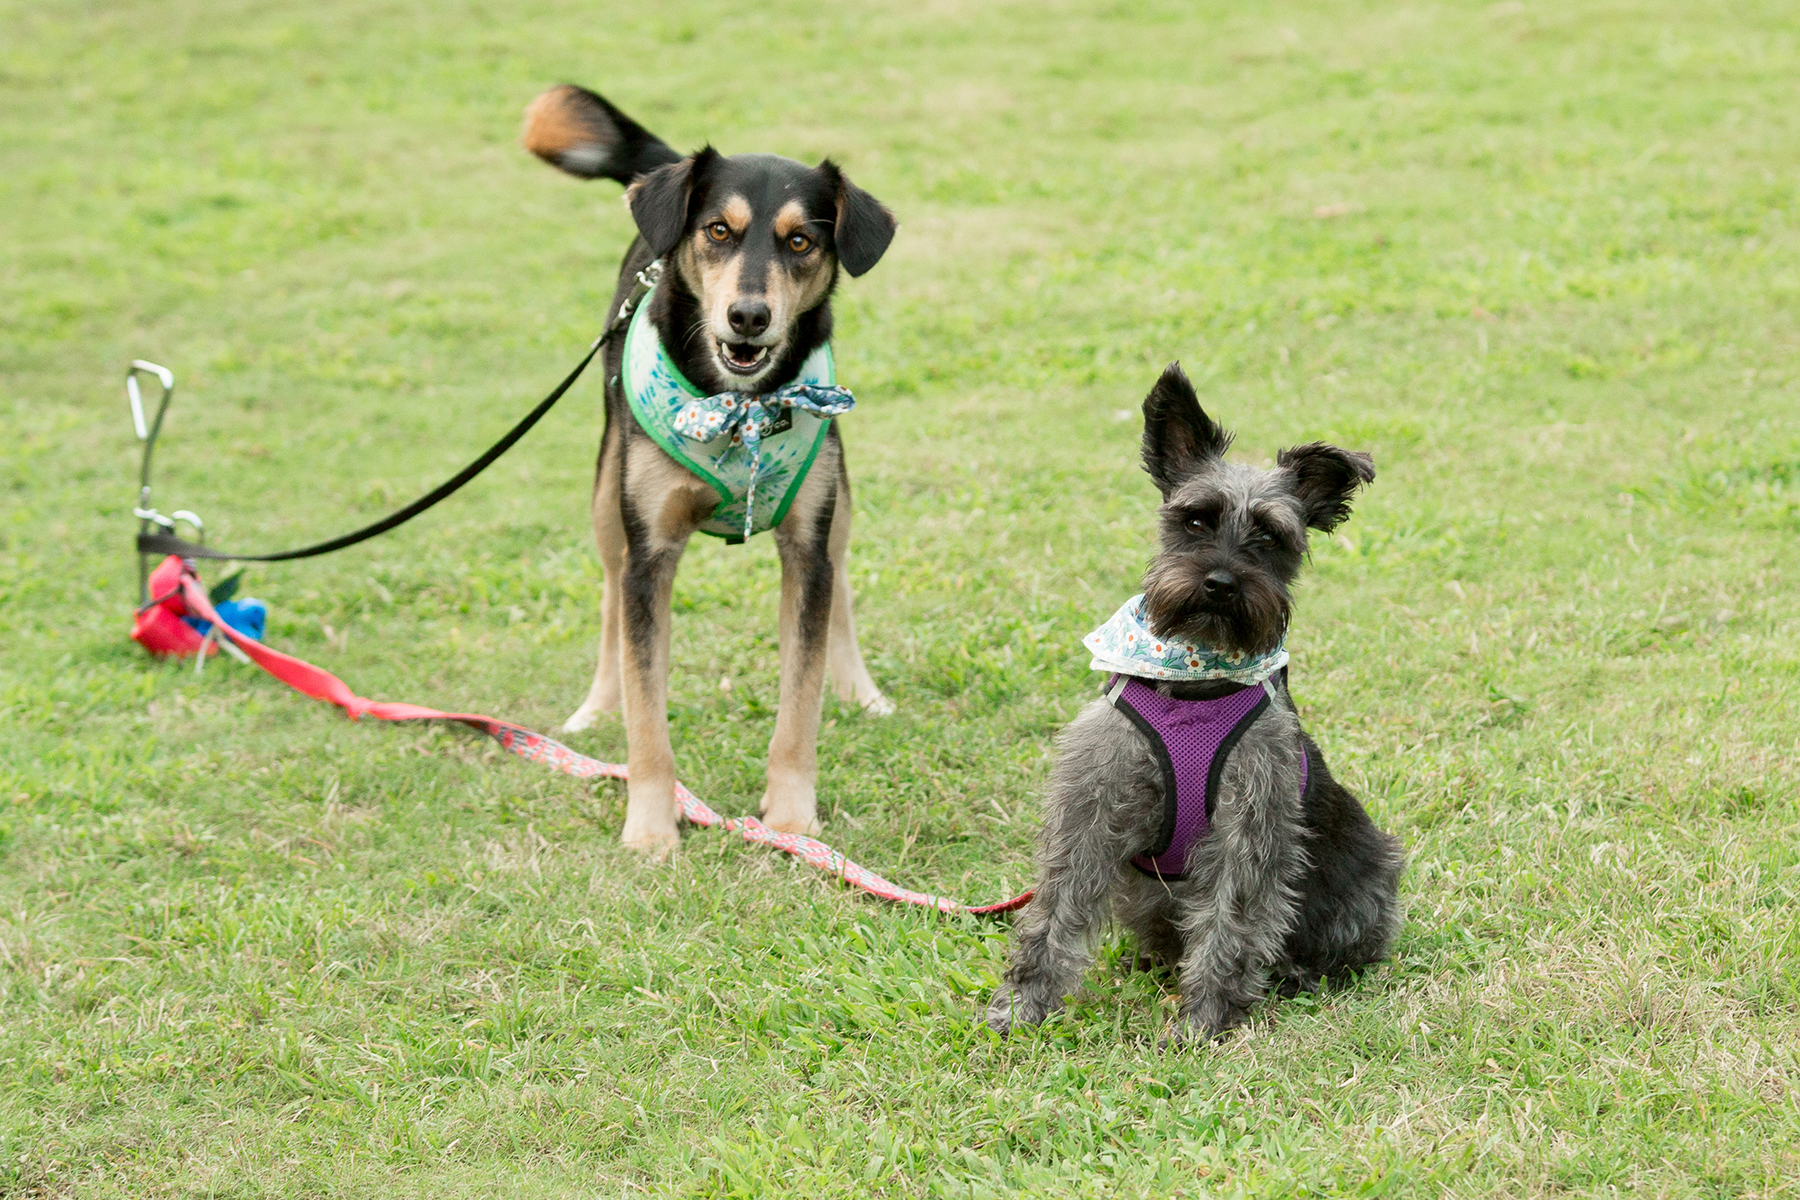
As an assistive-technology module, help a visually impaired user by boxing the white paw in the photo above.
[620,828,679,860]
[759,809,822,837]
[620,807,681,858]
[858,690,896,717]
[759,785,821,836]
[560,706,600,733]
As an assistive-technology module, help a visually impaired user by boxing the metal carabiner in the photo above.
[127,360,174,447]
[127,360,179,603]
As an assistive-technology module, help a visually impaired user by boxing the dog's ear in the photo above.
[626,147,717,259]
[521,85,682,185]
[1276,442,1377,531]
[818,160,896,277]
[1141,363,1232,496]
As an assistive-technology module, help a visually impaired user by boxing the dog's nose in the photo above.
[1203,570,1237,600]
[727,299,772,339]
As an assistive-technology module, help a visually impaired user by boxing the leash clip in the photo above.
[611,260,663,331]
[126,359,189,602]
[127,360,174,443]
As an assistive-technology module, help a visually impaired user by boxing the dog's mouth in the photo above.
[717,340,773,375]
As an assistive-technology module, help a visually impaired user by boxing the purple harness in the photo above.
[1106,673,1309,880]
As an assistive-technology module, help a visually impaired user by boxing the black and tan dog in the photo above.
[522,85,896,849]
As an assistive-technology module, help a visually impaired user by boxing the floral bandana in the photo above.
[1083,594,1288,685]
[623,266,848,542]
[669,383,855,540]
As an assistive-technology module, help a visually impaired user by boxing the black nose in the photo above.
[726,299,771,339]
[1203,570,1237,600]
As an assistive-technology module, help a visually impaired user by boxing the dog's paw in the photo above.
[619,827,680,860]
[759,810,823,837]
[759,782,821,836]
[1162,1006,1243,1051]
[1274,970,1323,998]
[560,707,600,734]
[985,987,1051,1035]
[620,800,682,858]
[984,990,1018,1035]
[858,690,896,717]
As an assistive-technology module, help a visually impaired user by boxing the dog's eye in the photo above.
[1184,513,1217,534]
[1247,529,1276,548]
[787,233,813,254]
[706,223,732,243]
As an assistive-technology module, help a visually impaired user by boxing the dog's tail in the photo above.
[521,85,682,186]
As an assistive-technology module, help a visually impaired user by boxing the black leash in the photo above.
[135,262,661,566]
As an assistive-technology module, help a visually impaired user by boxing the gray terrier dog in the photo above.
[987,363,1403,1045]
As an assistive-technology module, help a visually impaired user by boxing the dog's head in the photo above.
[522,85,897,393]
[626,150,895,390]
[1136,363,1375,656]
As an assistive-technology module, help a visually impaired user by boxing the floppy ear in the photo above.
[1276,442,1377,531]
[819,160,896,277]
[626,148,716,259]
[1141,362,1232,496]
[520,85,682,185]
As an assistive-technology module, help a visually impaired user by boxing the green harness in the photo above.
[622,276,841,542]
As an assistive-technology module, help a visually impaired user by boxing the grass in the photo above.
[3,0,1799,1194]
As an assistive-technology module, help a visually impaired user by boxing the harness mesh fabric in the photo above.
[1108,675,1309,880]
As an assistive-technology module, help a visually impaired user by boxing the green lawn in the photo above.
[4,0,1799,1194]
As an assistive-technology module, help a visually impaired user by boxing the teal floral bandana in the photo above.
[623,268,846,542]
[1083,594,1288,685]
[670,384,854,540]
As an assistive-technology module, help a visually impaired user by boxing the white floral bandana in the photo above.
[1083,593,1288,685]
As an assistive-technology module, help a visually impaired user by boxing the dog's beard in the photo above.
[1141,558,1291,657]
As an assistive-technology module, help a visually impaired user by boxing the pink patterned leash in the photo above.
[172,565,1034,917]
[484,722,1031,914]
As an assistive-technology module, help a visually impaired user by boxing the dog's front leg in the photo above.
[760,475,839,835]
[612,442,711,851]
[987,702,1144,1034]
[987,851,1120,1035]
[1169,735,1309,1044]
[616,535,688,850]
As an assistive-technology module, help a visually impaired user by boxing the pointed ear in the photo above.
[1141,363,1232,496]
[625,148,715,259]
[819,159,896,277]
[1276,442,1377,531]
[520,85,681,184]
